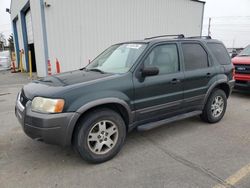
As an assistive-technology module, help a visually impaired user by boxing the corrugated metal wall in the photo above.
[44,0,204,74]
[44,0,81,74]
[11,0,204,77]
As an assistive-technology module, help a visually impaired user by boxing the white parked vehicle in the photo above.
[0,51,11,70]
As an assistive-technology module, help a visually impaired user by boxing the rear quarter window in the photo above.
[207,43,231,65]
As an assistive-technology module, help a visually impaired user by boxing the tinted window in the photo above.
[207,43,231,65]
[182,43,208,71]
[144,44,179,75]
[238,45,250,56]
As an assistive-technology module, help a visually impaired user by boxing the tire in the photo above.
[74,108,126,163]
[200,89,227,123]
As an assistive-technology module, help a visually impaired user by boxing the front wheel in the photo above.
[201,89,227,123]
[74,108,126,163]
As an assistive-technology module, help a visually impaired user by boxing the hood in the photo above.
[36,69,113,86]
[23,70,115,99]
[232,56,250,65]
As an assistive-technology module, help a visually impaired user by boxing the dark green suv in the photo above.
[15,35,235,163]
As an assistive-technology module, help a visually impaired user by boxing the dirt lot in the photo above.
[0,70,250,188]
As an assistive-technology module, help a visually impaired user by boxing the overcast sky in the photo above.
[0,0,250,48]
[0,0,11,41]
[202,0,250,48]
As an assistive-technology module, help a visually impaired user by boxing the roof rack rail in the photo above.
[145,34,185,40]
[186,36,212,39]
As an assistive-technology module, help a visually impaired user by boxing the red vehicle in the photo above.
[232,45,250,89]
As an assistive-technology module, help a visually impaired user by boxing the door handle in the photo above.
[206,73,211,78]
[171,78,181,84]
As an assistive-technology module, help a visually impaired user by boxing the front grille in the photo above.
[20,91,29,107]
[235,64,250,74]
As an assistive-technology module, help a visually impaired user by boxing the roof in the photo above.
[123,35,220,45]
[190,0,206,4]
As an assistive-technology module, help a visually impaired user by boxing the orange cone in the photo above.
[56,58,60,74]
[48,60,52,75]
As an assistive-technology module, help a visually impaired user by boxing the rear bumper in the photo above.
[15,95,80,146]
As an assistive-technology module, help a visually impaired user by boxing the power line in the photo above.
[0,29,12,33]
[0,23,11,27]
[210,28,250,33]
[204,16,250,19]
[203,23,250,26]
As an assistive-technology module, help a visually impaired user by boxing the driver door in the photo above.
[133,43,184,123]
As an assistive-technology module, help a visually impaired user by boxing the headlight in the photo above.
[31,97,65,113]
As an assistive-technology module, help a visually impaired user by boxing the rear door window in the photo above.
[181,43,209,71]
[207,43,231,65]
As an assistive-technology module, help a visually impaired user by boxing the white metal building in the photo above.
[10,0,205,77]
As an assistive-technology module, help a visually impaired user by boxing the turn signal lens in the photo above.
[54,99,65,113]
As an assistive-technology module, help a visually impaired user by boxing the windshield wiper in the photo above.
[79,67,86,71]
[87,68,105,74]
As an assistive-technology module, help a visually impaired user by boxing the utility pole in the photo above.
[208,17,211,36]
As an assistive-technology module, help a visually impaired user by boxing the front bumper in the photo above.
[15,94,79,146]
[235,80,250,89]
[234,74,250,89]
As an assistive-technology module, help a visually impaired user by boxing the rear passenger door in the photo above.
[181,42,216,111]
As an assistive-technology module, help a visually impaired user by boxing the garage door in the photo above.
[25,10,34,44]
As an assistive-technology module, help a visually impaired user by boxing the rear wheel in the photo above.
[74,108,126,163]
[201,89,227,123]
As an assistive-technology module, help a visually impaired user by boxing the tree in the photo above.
[0,33,5,51]
[8,34,14,52]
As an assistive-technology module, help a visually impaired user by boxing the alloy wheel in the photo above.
[87,120,118,155]
[211,96,224,118]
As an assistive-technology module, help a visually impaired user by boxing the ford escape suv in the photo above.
[15,35,235,163]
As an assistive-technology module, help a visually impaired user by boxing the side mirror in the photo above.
[141,66,159,77]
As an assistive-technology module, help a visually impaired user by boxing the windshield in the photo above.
[238,45,250,56]
[86,43,147,74]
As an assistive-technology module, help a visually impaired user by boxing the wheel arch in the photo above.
[204,80,231,105]
[67,98,133,146]
[214,83,230,98]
